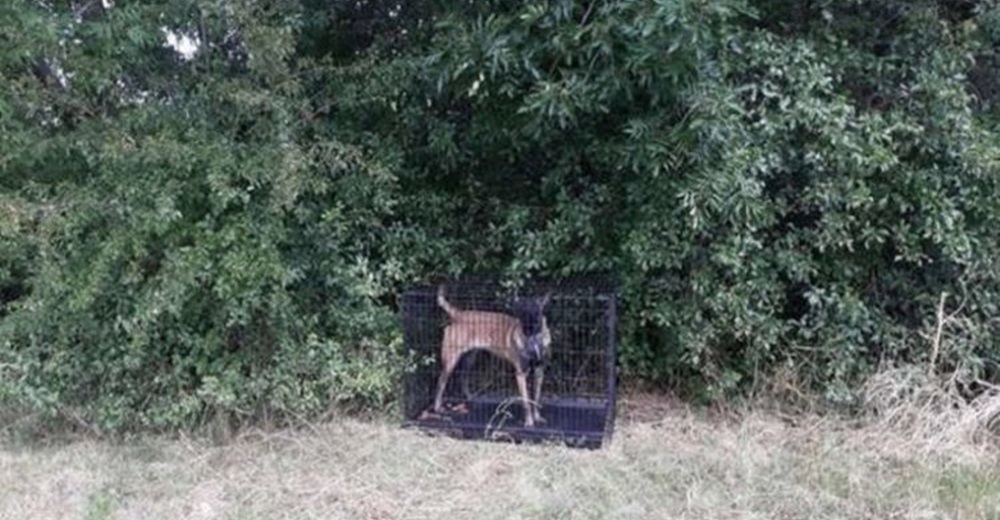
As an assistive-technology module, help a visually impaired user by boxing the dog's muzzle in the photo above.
[521,334,546,368]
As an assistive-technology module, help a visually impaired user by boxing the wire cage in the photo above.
[400,276,617,448]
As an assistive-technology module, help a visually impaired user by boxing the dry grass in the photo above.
[2,385,999,520]
[862,365,1000,463]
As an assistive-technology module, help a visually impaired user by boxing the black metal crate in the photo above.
[400,276,617,448]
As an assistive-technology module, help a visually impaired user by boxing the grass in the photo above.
[2,388,999,520]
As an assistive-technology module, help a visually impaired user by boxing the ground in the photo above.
[1,392,998,520]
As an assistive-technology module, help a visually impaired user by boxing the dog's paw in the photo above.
[420,406,456,422]
[448,402,470,414]
[419,409,441,421]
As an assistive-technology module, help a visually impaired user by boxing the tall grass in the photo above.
[2,368,999,520]
[863,365,1000,462]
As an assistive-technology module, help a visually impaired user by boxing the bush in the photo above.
[3,0,1000,432]
[0,1,407,431]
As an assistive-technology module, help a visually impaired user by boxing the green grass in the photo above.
[84,487,116,520]
[937,467,1000,520]
[2,395,998,520]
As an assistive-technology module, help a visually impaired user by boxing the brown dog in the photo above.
[433,286,551,427]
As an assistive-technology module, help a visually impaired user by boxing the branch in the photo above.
[580,0,597,26]
[928,292,948,372]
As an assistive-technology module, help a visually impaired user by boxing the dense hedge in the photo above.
[2,0,1000,430]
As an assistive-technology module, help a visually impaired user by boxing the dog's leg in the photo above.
[531,366,546,424]
[515,370,534,427]
[433,349,461,414]
[459,350,478,401]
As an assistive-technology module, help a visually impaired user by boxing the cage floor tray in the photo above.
[406,397,612,448]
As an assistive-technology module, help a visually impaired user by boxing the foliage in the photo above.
[0,0,402,431]
[335,0,1000,401]
[2,0,1000,430]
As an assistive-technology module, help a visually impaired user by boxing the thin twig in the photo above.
[929,292,947,372]
[580,0,597,26]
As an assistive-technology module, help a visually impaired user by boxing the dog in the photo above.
[433,285,551,427]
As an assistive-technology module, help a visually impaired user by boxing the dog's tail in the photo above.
[437,285,460,320]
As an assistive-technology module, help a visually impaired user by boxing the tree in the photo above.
[3,0,1000,432]
[0,0,401,431]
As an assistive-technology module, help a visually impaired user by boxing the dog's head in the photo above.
[513,294,551,364]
